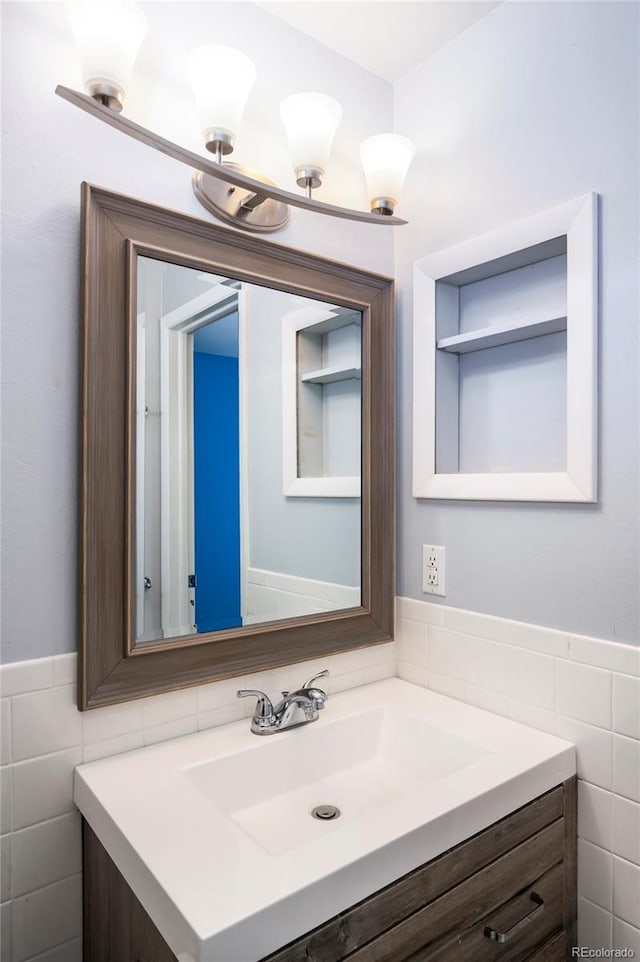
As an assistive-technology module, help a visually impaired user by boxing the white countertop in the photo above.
[74,678,575,962]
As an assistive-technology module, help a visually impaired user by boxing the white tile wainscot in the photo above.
[396,596,640,953]
[2,614,636,959]
[0,643,394,962]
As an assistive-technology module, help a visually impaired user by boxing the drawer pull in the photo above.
[484,892,544,944]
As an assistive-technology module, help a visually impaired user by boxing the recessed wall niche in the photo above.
[413,194,598,502]
[282,304,362,497]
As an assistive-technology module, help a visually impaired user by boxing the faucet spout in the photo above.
[273,690,321,730]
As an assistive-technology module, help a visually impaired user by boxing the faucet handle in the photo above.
[237,690,278,734]
[301,669,329,710]
[302,669,329,690]
[237,689,275,719]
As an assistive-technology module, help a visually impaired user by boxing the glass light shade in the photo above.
[359,133,416,212]
[280,93,343,177]
[65,0,146,108]
[188,46,256,148]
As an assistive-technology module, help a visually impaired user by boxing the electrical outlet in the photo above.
[422,544,446,596]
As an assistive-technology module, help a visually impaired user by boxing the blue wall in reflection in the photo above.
[193,349,241,632]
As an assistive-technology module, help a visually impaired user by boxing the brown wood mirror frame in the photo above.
[79,183,394,710]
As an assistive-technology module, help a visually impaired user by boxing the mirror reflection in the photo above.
[136,257,362,642]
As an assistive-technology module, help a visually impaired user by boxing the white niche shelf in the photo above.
[436,313,567,355]
[282,305,361,498]
[413,193,598,502]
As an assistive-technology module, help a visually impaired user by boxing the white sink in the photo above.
[186,705,489,855]
[74,678,575,962]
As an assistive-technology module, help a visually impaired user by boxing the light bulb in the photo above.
[280,92,342,191]
[188,46,256,156]
[65,0,146,112]
[359,133,416,215]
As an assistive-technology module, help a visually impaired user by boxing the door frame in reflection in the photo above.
[136,275,247,640]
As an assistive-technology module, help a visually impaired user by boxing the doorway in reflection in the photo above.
[136,256,362,642]
[193,316,242,632]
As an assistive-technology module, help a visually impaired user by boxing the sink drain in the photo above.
[311,804,341,821]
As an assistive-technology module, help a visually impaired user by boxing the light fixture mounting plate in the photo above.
[193,166,290,233]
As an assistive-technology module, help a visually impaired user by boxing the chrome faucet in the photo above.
[237,669,329,735]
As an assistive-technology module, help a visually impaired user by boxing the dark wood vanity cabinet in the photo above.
[83,778,576,962]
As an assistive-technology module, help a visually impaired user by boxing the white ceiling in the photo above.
[256,1,502,83]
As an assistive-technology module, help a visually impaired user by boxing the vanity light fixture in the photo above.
[58,11,415,232]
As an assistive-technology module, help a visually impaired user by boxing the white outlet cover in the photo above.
[422,544,446,596]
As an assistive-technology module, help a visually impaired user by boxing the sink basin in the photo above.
[74,678,575,962]
[186,705,489,855]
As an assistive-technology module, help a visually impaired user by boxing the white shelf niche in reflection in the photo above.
[412,193,598,502]
[282,304,362,498]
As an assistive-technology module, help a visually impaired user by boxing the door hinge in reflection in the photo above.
[144,577,152,591]
[188,574,196,588]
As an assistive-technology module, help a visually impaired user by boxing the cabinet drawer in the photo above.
[345,819,564,962]
[525,931,567,961]
[408,863,563,961]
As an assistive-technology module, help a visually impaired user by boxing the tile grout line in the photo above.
[23,933,83,962]
[9,863,83,903]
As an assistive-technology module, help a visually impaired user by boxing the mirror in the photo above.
[79,184,393,710]
[135,257,361,640]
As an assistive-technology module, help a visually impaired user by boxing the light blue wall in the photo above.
[0,2,393,663]
[394,1,639,643]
